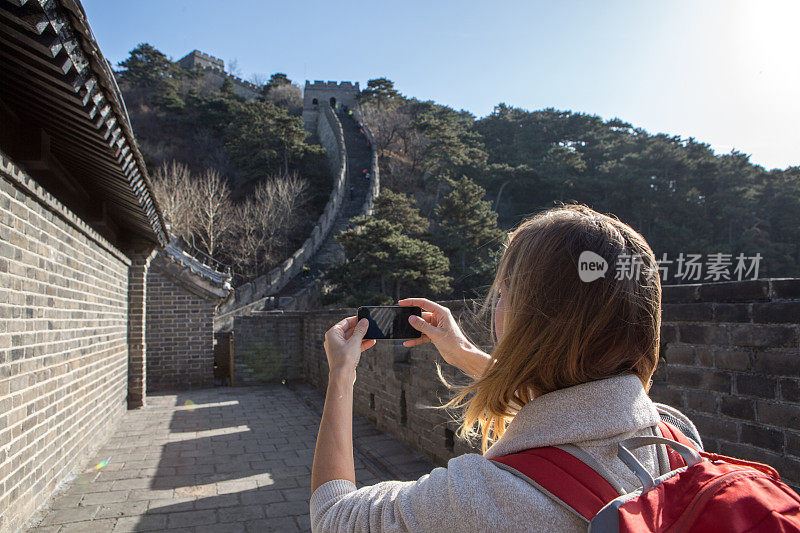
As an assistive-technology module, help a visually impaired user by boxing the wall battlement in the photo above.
[305,81,361,90]
[302,80,361,131]
[197,65,262,92]
[176,49,262,100]
[177,50,224,72]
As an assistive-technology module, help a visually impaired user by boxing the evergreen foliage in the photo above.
[435,177,505,297]
[324,191,451,305]
[116,49,800,297]
[358,80,800,280]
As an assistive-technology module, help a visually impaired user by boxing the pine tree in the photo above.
[371,189,429,235]
[324,192,451,305]
[357,78,401,107]
[117,43,183,90]
[435,176,505,297]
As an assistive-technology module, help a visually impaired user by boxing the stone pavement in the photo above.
[24,383,436,532]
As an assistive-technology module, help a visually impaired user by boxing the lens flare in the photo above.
[184,400,196,412]
[94,458,110,470]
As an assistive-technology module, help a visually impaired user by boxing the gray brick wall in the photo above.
[650,279,800,489]
[146,262,217,391]
[233,312,306,384]
[236,283,799,489]
[0,161,131,531]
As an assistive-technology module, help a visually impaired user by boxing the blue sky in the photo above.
[82,0,799,170]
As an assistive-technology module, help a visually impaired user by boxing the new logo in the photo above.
[578,251,608,282]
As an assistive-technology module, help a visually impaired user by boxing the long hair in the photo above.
[436,203,662,454]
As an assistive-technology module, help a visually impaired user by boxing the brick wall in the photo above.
[145,257,218,391]
[0,160,131,531]
[649,279,800,489]
[233,312,306,384]
[235,281,799,489]
[127,242,157,409]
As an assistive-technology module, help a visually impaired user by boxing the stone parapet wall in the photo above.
[232,279,800,489]
[195,66,261,100]
[0,157,131,531]
[650,279,800,489]
[215,106,348,329]
[232,312,307,384]
[352,104,381,215]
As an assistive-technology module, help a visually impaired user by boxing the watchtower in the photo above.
[177,50,225,72]
[302,80,360,131]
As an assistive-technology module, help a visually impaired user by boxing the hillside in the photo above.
[355,79,800,282]
[115,47,800,298]
[115,44,332,282]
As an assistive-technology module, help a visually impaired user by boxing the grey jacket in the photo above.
[309,374,700,532]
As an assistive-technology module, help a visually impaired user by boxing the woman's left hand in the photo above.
[324,316,376,377]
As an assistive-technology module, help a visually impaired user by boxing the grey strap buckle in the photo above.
[617,436,703,493]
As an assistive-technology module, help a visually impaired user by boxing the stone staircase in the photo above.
[308,111,372,269]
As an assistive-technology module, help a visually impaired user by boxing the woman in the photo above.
[310,204,700,532]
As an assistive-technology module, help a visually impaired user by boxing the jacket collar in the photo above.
[483,374,660,459]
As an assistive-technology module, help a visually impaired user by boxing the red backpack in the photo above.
[489,421,800,532]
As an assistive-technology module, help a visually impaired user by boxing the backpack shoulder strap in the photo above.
[657,420,698,470]
[489,446,621,522]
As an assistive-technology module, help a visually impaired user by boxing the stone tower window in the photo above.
[312,98,318,105]
[330,97,336,107]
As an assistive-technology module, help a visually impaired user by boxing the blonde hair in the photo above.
[436,203,662,454]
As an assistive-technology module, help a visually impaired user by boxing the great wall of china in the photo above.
[214,81,380,331]
[175,53,382,330]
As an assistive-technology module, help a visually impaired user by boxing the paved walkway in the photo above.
[25,384,435,532]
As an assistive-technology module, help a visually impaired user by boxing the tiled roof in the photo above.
[154,236,232,301]
[0,0,168,246]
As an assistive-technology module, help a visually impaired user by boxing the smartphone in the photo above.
[357,306,423,340]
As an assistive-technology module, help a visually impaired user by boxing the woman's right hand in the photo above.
[398,298,492,380]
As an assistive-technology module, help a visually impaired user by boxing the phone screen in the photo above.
[357,306,422,340]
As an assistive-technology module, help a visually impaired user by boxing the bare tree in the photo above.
[227,201,263,278]
[264,84,303,115]
[150,161,198,238]
[226,173,308,277]
[227,58,242,77]
[249,73,268,87]
[360,103,410,158]
[193,169,234,258]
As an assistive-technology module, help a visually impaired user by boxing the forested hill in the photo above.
[113,44,800,301]
[349,79,800,294]
[114,44,331,283]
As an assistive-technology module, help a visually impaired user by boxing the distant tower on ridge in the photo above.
[302,81,360,132]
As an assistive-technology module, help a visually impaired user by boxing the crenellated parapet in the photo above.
[305,81,361,90]
[177,50,262,100]
[177,50,225,72]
